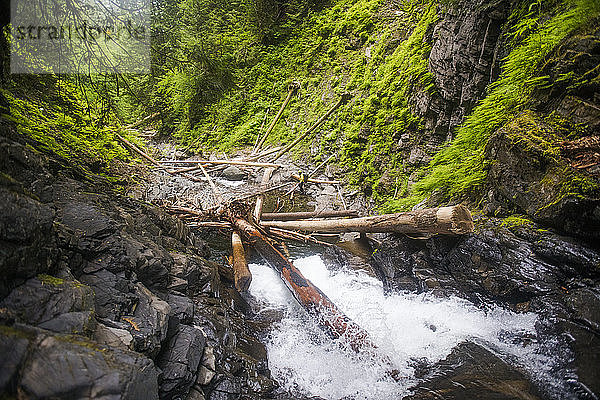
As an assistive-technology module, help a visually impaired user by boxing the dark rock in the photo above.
[414,0,511,141]
[167,292,195,336]
[221,166,245,181]
[0,275,95,334]
[124,282,171,357]
[37,311,95,335]
[0,324,159,399]
[484,114,600,240]
[407,341,543,400]
[209,378,242,400]
[79,269,137,321]
[0,185,58,298]
[158,324,206,400]
[171,253,219,296]
[0,328,29,392]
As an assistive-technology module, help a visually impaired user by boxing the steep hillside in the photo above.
[149,0,599,238]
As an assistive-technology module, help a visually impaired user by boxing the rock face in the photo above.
[415,0,511,141]
[0,125,277,399]
[371,218,600,398]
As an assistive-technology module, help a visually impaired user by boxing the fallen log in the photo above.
[254,167,274,222]
[261,210,358,221]
[291,174,340,185]
[232,218,377,353]
[124,112,160,130]
[232,231,252,292]
[266,227,333,246]
[260,205,474,235]
[272,93,351,162]
[160,159,283,168]
[254,82,300,154]
[187,221,232,229]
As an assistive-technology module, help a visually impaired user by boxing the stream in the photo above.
[248,253,571,400]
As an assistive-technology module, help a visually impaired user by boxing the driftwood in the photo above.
[266,227,333,246]
[254,167,274,222]
[254,82,300,154]
[160,159,283,168]
[291,174,340,185]
[232,231,252,291]
[261,210,358,221]
[232,218,378,352]
[287,153,335,195]
[125,112,160,130]
[187,221,232,229]
[260,205,474,235]
[272,93,351,162]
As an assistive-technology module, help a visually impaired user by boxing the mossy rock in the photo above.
[484,112,599,239]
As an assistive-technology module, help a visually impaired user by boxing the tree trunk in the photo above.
[232,218,378,353]
[261,210,358,221]
[231,231,252,292]
[260,205,474,235]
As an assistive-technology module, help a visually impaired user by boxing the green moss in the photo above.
[1,84,140,174]
[388,0,600,210]
[37,274,65,286]
[500,215,536,229]
[0,324,36,340]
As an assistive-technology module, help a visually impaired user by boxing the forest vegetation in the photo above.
[1,0,599,213]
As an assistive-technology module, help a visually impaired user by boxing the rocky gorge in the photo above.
[1,0,600,398]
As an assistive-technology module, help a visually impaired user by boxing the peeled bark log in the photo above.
[254,167,274,222]
[261,210,358,221]
[231,231,252,292]
[260,205,474,235]
[232,218,377,353]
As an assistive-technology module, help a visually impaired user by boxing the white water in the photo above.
[248,255,567,400]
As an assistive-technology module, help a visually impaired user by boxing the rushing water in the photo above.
[248,254,570,400]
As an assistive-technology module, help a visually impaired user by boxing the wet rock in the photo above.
[197,346,217,386]
[0,330,29,391]
[124,282,171,357]
[0,185,58,298]
[0,324,159,399]
[94,323,134,350]
[407,341,543,400]
[158,324,206,399]
[414,0,511,140]
[0,275,95,334]
[221,166,245,181]
[167,292,195,333]
[79,269,137,321]
[209,378,242,400]
[171,253,218,296]
[484,114,600,240]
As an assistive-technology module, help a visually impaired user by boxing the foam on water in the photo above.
[248,255,569,400]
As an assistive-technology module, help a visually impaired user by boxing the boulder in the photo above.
[158,324,206,399]
[221,166,245,181]
[123,283,171,357]
[407,341,543,400]
[0,185,58,298]
[0,324,159,399]
[79,269,137,321]
[0,275,95,335]
[94,323,134,350]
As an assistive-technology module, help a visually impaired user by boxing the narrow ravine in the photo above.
[248,254,573,400]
